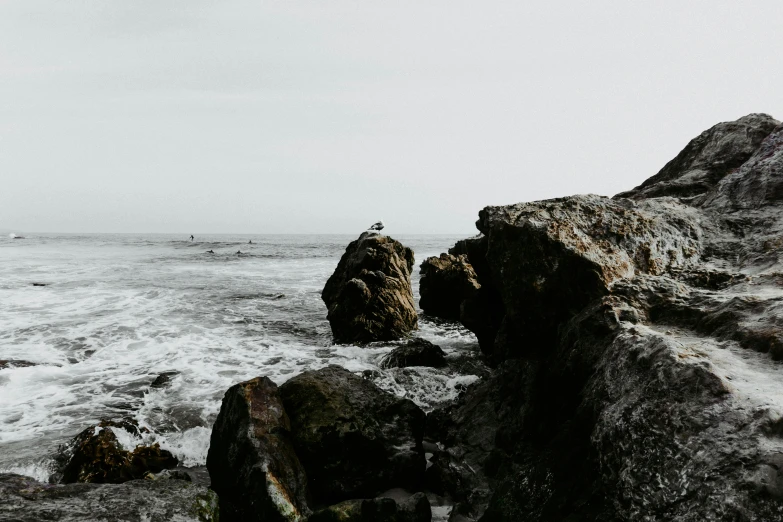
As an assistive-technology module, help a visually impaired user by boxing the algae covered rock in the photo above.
[207,376,310,522]
[279,365,426,504]
[56,419,177,484]
[323,232,417,343]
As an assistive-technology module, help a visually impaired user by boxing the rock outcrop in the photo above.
[425,114,783,520]
[54,419,177,484]
[419,254,480,322]
[379,339,447,369]
[207,376,310,522]
[0,472,219,521]
[323,232,417,343]
[279,365,426,504]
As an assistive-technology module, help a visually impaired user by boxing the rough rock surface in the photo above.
[379,339,447,369]
[207,376,310,522]
[323,232,417,343]
[309,492,431,522]
[426,114,783,520]
[55,419,177,484]
[419,254,480,322]
[279,365,426,504]
[0,473,218,521]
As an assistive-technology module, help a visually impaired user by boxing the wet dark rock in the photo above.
[419,254,480,322]
[150,371,179,388]
[0,473,218,521]
[279,365,426,504]
[422,114,783,520]
[207,376,310,522]
[323,232,417,343]
[379,339,447,369]
[309,492,431,522]
[55,419,176,484]
[0,359,38,370]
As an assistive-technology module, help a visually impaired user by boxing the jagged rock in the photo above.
[207,376,310,522]
[323,232,417,343]
[379,339,447,369]
[461,193,702,360]
[55,419,177,484]
[309,492,431,522]
[616,113,779,201]
[424,114,783,520]
[419,254,480,322]
[279,365,426,504]
[0,473,218,521]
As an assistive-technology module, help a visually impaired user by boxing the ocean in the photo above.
[0,233,479,483]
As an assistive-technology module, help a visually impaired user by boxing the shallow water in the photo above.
[0,233,478,482]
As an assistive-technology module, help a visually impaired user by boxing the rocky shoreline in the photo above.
[4,113,783,521]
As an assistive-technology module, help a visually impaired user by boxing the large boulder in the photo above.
[55,419,178,484]
[464,193,702,360]
[419,254,480,321]
[207,376,310,522]
[423,114,783,520]
[0,472,219,521]
[323,232,417,343]
[279,365,426,504]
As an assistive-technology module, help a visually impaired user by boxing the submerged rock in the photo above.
[207,376,310,522]
[323,232,417,343]
[379,339,447,369]
[279,365,426,504]
[309,492,431,522]
[150,371,179,388]
[424,114,783,520]
[0,359,38,370]
[0,473,218,521]
[55,419,177,484]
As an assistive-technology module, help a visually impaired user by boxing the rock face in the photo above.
[426,114,783,519]
[279,365,426,504]
[0,472,219,521]
[207,376,310,522]
[379,339,447,369]
[55,419,177,484]
[419,254,480,321]
[323,232,417,343]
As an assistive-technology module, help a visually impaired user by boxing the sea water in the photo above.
[0,233,479,483]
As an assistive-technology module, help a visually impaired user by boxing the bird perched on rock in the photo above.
[368,220,384,232]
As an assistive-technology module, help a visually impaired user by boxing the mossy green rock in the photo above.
[280,365,426,504]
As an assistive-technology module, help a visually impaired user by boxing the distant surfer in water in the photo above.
[190,235,194,241]
[206,250,214,254]
[236,250,242,255]
[248,240,252,244]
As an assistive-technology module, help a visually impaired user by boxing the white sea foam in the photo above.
[0,234,480,476]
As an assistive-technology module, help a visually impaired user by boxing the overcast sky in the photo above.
[1,1,781,234]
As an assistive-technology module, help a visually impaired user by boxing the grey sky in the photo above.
[1,1,781,234]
